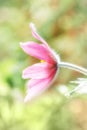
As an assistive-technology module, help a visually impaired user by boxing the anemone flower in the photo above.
[20,23,60,102]
[20,23,87,102]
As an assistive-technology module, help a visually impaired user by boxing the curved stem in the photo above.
[59,62,87,76]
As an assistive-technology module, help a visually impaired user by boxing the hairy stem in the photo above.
[59,62,87,76]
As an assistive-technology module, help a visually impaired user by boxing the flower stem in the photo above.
[59,62,87,76]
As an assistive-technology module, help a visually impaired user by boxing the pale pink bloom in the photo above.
[20,23,60,102]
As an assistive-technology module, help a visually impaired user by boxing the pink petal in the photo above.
[30,23,57,60]
[24,72,56,102]
[27,68,57,89]
[30,23,48,45]
[23,62,55,79]
[20,42,55,63]
[30,23,58,59]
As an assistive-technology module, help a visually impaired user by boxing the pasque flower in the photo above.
[20,23,87,102]
[20,23,60,102]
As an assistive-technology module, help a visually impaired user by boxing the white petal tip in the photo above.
[20,42,29,47]
[20,42,24,46]
[30,22,34,26]
[29,22,36,31]
[24,96,29,103]
[22,75,25,79]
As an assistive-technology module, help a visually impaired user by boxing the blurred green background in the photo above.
[0,0,87,130]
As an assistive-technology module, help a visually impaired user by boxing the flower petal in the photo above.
[24,72,56,102]
[30,23,59,62]
[22,62,55,79]
[30,23,60,62]
[20,42,55,63]
[30,23,48,45]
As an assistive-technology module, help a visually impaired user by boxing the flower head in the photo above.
[20,23,60,102]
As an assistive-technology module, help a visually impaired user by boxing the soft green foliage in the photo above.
[0,0,87,130]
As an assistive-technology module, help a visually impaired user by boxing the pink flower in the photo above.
[20,23,60,102]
